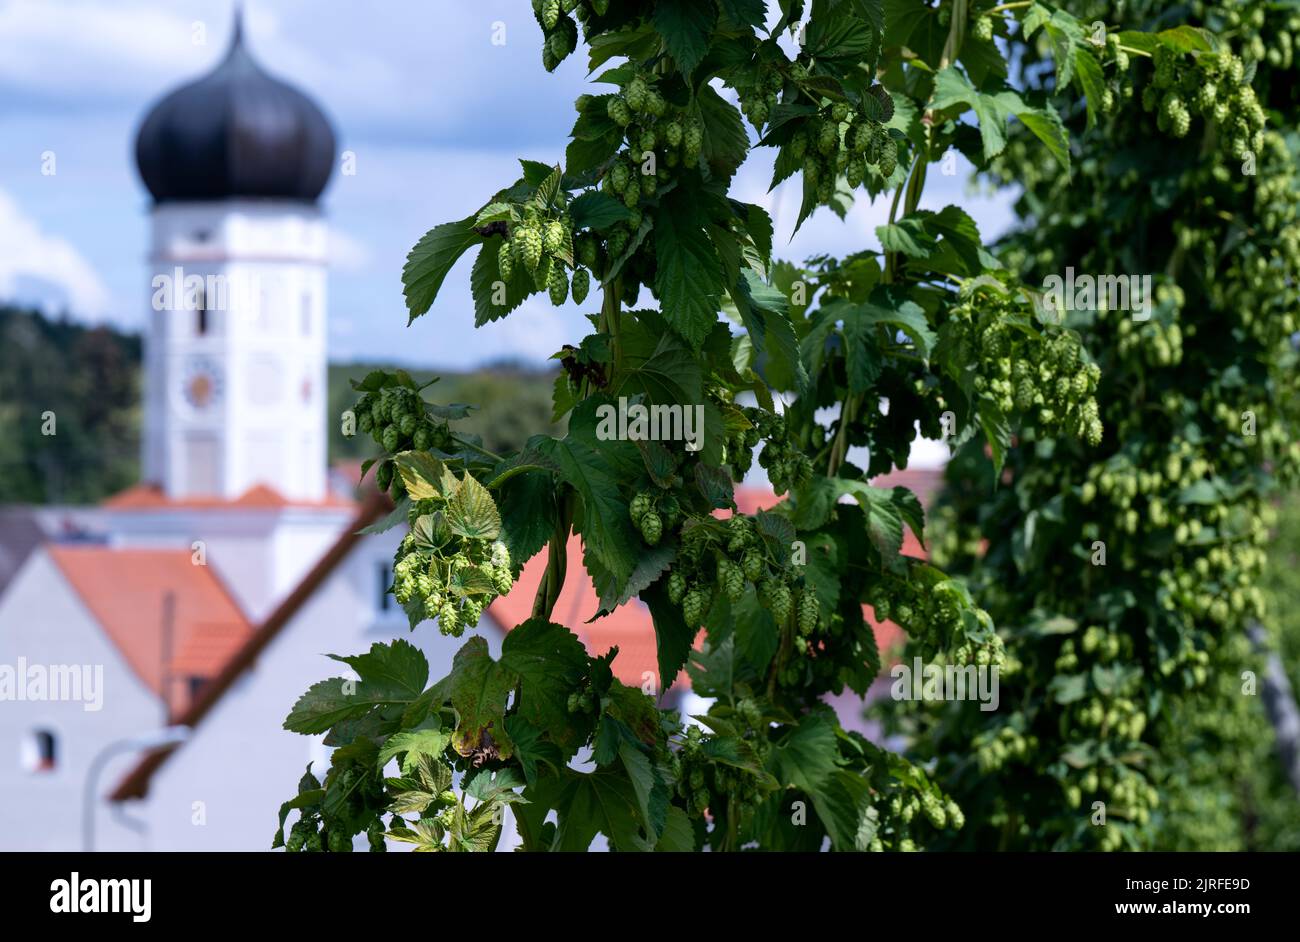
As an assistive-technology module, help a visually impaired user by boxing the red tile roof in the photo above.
[110,490,394,801]
[102,482,354,510]
[47,545,251,715]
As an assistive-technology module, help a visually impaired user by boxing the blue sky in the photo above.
[0,0,1018,369]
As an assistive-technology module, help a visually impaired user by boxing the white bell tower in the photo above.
[143,205,329,500]
[135,11,335,501]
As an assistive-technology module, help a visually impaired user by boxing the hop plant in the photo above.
[571,266,590,304]
[547,264,569,305]
[797,591,819,636]
[682,586,710,626]
[639,510,663,545]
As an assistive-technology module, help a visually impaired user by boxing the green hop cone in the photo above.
[498,239,515,280]
[797,590,819,636]
[718,558,745,602]
[664,119,683,148]
[381,424,400,453]
[851,121,873,154]
[541,0,560,30]
[667,570,687,605]
[877,136,898,178]
[639,510,663,545]
[437,601,460,636]
[682,586,710,626]
[973,15,993,42]
[547,264,569,305]
[817,120,838,155]
[517,226,543,269]
[571,266,590,304]
[609,160,630,193]
[607,96,632,127]
[576,234,598,269]
[629,491,654,523]
[399,413,418,437]
[683,118,703,162]
[542,220,567,254]
[626,75,648,112]
[765,579,793,624]
[412,423,433,451]
[741,548,764,581]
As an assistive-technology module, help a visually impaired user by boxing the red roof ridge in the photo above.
[102,481,355,511]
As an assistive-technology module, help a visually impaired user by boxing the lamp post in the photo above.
[82,725,191,851]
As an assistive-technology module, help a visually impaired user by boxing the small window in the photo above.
[196,284,208,336]
[188,676,208,702]
[300,292,312,336]
[21,729,57,773]
[378,560,392,611]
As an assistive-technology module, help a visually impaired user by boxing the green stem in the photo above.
[451,435,503,464]
[988,0,1031,13]
[531,278,622,620]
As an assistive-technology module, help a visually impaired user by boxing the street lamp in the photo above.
[82,725,191,851]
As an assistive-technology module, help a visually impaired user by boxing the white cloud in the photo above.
[0,187,110,317]
[0,0,202,103]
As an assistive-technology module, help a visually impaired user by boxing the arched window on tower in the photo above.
[196,283,208,336]
[20,728,58,773]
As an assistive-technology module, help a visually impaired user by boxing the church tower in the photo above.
[134,12,335,501]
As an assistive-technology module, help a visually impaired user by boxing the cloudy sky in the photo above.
[0,0,1018,369]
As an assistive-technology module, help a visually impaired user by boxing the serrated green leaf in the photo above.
[393,451,447,500]
[653,0,716,75]
[655,188,725,350]
[404,214,481,322]
[445,472,502,540]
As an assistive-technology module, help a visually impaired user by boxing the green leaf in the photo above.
[330,638,428,692]
[470,238,536,327]
[403,214,481,322]
[530,434,639,585]
[285,640,430,734]
[434,636,518,759]
[696,84,749,181]
[732,269,809,393]
[834,481,906,559]
[655,805,697,851]
[379,721,451,774]
[496,465,557,569]
[503,716,565,785]
[500,618,590,753]
[931,68,1070,172]
[522,767,653,851]
[444,472,502,540]
[569,190,632,230]
[843,285,936,360]
[393,451,447,500]
[1073,45,1105,131]
[890,486,925,544]
[717,0,765,28]
[655,188,725,350]
[642,576,697,693]
[653,0,716,76]
[978,400,1012,478]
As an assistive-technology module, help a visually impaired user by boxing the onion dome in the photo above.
[135,11,335,204]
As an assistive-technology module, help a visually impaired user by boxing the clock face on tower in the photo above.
[181,356,223,411]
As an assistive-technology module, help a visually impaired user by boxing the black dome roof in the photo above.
[135,14,335,204]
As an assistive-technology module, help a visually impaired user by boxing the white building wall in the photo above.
[0,550,163,850]
[144,201,329,502]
